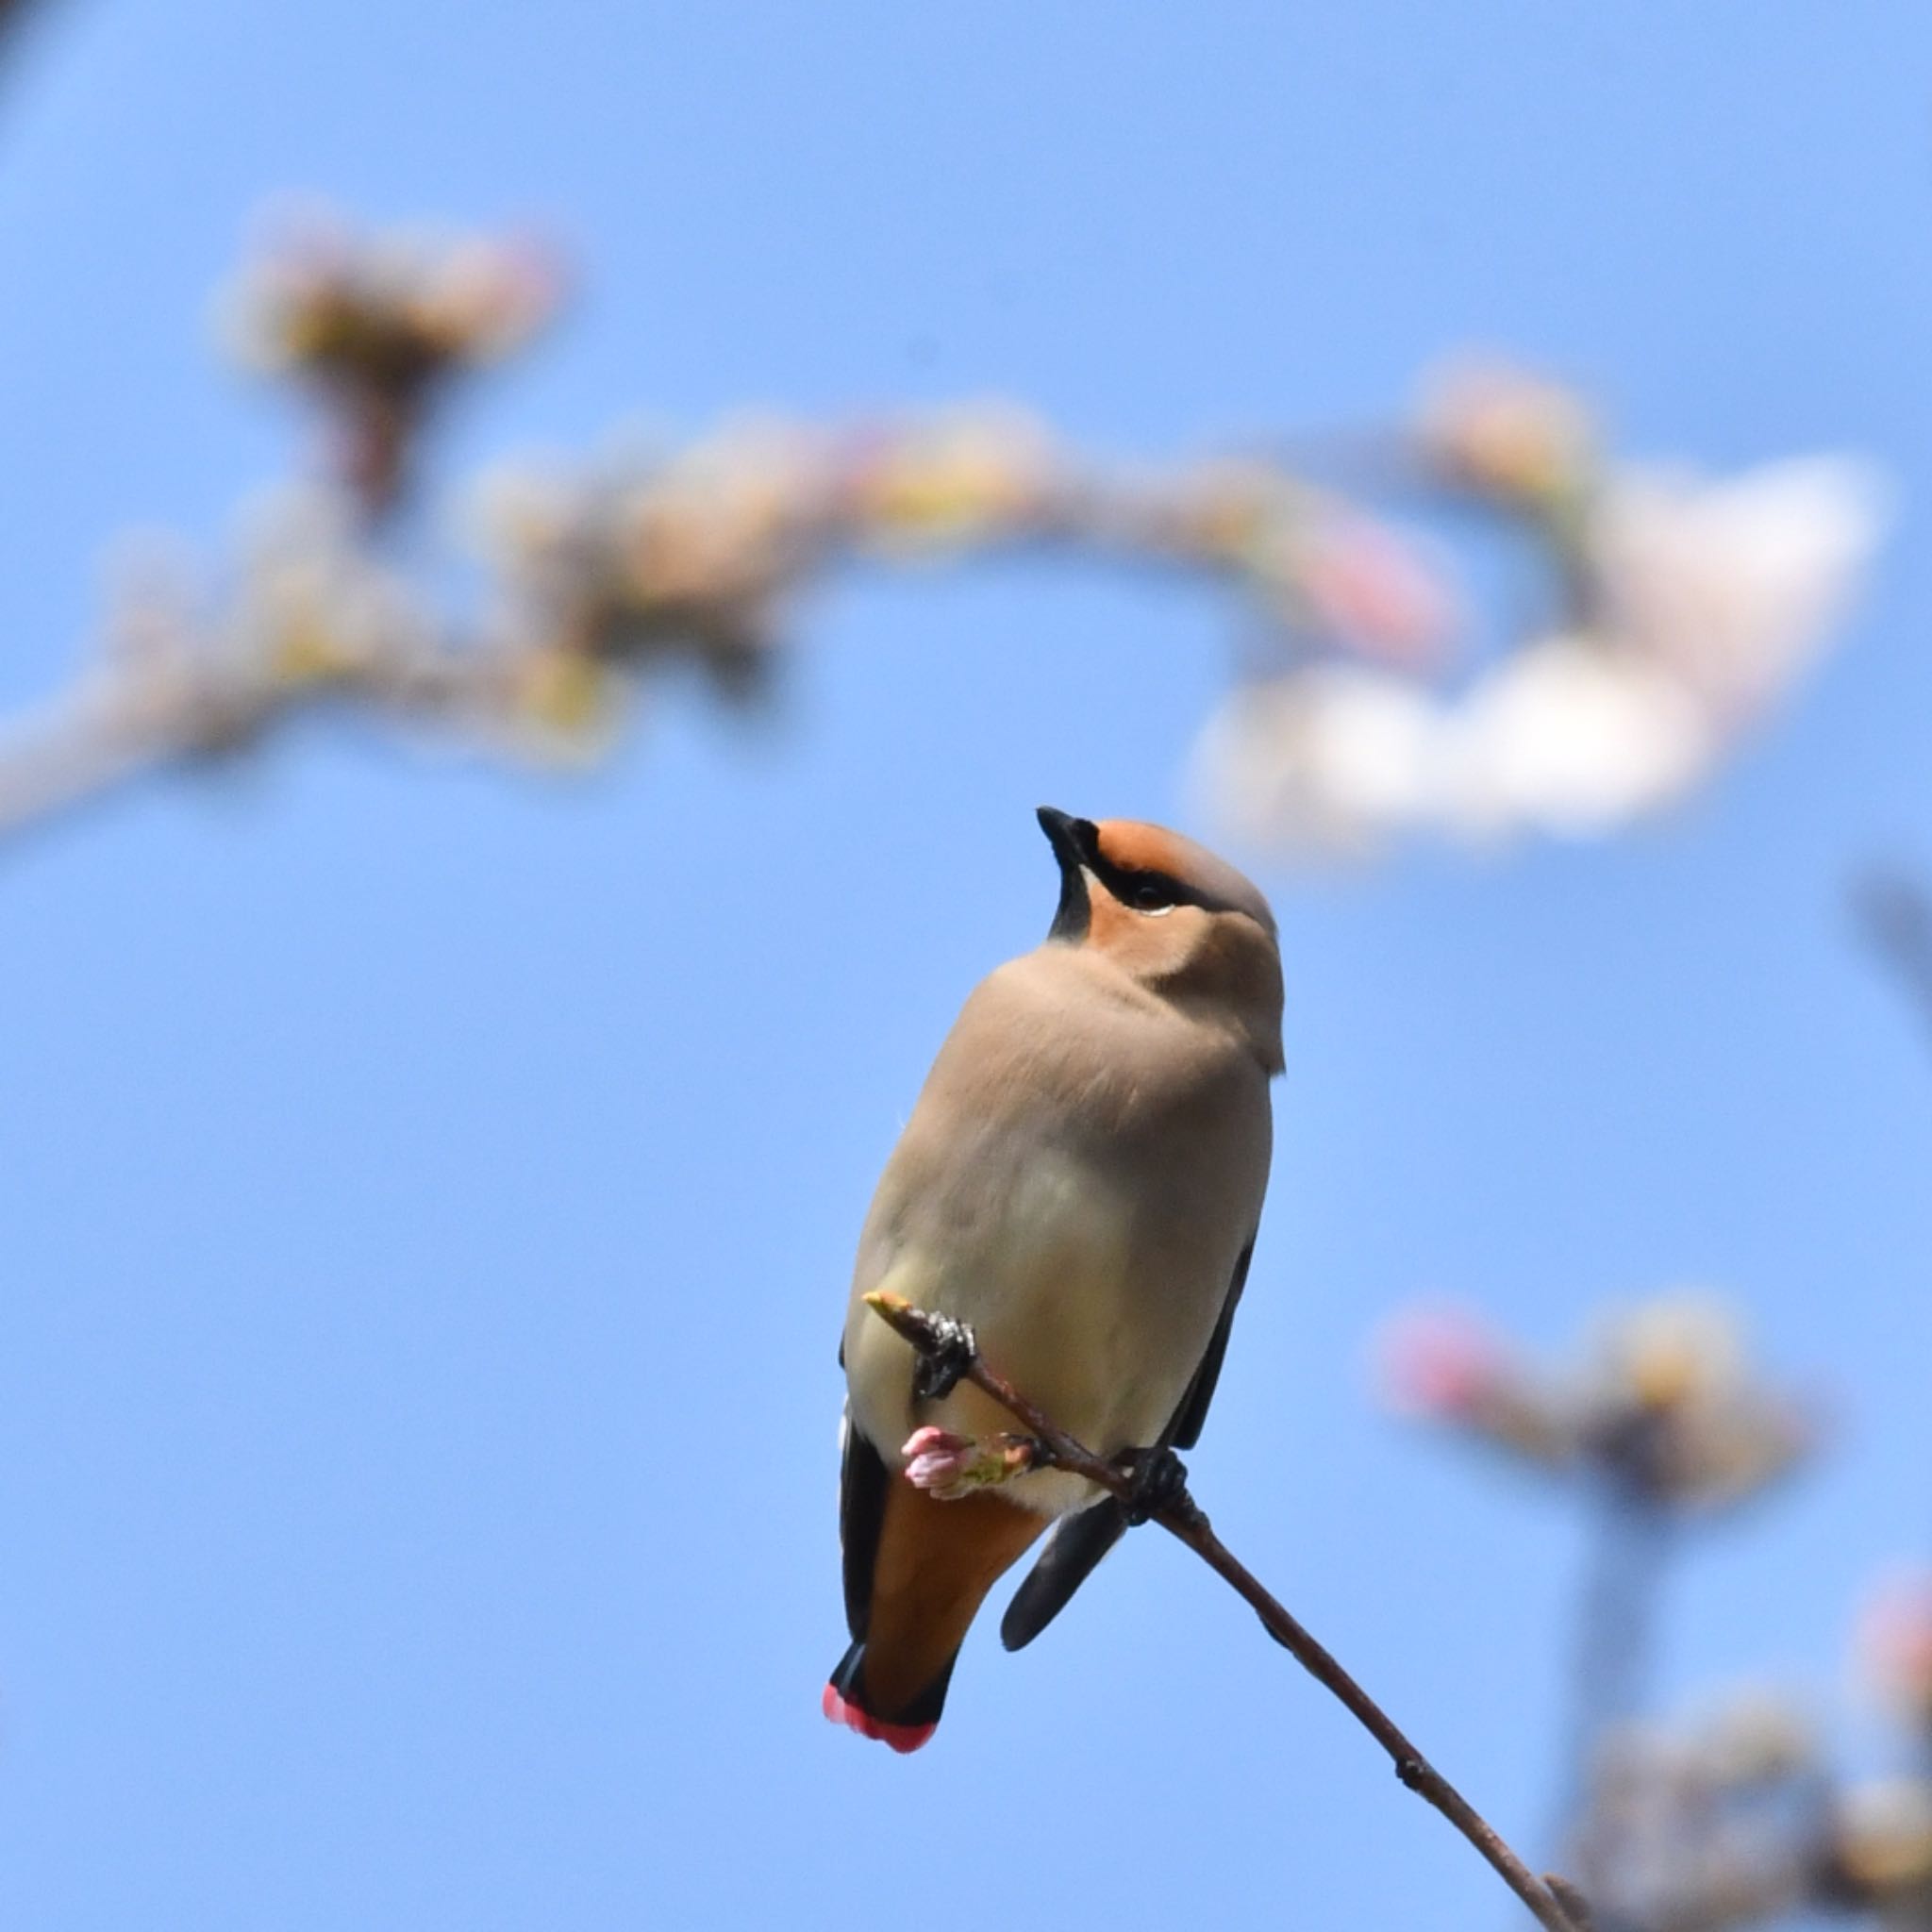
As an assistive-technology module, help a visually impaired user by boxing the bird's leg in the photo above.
[908,1310,978,1401]
[1117,1442,1191,1526]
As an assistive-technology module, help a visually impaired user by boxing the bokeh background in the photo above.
[2,4,1929,1927]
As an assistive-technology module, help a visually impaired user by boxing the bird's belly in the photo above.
[847,1146,1231,1512]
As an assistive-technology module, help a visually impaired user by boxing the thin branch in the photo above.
[0,636,525,844]
[864,1290,1591,1932]
[0,425,1457,850]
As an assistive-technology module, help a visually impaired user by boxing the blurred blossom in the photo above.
[1571,1694,1829,1932]
[476,415,1470,755]
[223,208,564,513]
[225,214,558,373]
[1588,458,1887,721]
[1419,359,1599,508]
[1596,1295,1745,1414]
[1700,1690,1820,1788]
[1150,459,1280,562]
[1198,642,1707,855]
[1267,506,1458,663]
[1379,1291,1814,1511]
[505,645,625,758]
[0,214,1879,853]
[1193,664,1442,858]
[226,491,440,687]
[1196,437,1884,859]
[1373,1304,1569,1464]
[1570,1294,1815,1511]
[102,491,447,754]
[842,407,1068,549]
[1376,1304,1508,1420]
[1138,461,1457,661]
[473,422,839,713]
[1858,1574,1932,1734]
[1821,1777,1932,1910]
[1439,636,1712,839]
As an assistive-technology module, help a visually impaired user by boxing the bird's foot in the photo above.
[1118,1444,1191,1526]
[908,1310,978,1401]
[902,1426,1053,1501]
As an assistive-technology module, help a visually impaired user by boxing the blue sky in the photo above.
[2,4,1931,1927]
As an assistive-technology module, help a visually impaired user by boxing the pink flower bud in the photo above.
[900,1425,1040,1499]
[902,1425,978,1494]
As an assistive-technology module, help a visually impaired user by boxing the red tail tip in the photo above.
[821,1680,937,1754]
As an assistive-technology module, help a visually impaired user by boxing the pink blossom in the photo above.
[1859,1574,1932,1724]
[1291,510,1459,663]
[1374,1305,1509,1421]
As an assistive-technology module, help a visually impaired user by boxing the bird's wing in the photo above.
[1168,1234,1256,1451]
[838,1406,891,1641]
[997,1495,1126,1651]
[999,1234,1257,1652]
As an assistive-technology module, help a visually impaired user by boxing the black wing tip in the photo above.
[840,1426,891,1641]
[999,1499,1127,1651]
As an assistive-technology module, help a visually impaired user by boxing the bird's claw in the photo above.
[1119,1444,1190,1526]
[910,1311,978,1402]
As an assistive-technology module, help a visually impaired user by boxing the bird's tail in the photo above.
[824,1474,1045,1753]
[821,1640,957,1754]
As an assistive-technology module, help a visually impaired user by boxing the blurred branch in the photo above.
[1855,869,1932,1044]
[0,211,1890,858]
[1563,1486,1673,1907]
[1573,1491,1670,1749]
[0,0,44,57]
[865,1290,1592,1932]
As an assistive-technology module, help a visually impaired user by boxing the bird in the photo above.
[824,806,1283,1752]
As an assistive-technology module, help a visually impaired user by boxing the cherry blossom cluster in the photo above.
[1381,1291,1932,1930]
[221,207,563,512]
[1376,1293,1815,1512]
[0,212,1886,848]
[467,410,1457,747]
[1202,363,1887,854]
[1563,1629,1932,1932]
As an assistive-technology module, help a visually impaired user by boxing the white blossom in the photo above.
[1194,664,1444,858]
[1439,636,1713,840]
[1590,456,1889,719]
[1197,454,1888,858]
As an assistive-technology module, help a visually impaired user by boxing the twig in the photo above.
[865,1290,1591,1932]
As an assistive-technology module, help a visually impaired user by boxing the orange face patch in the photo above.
[1084,885,1146,954]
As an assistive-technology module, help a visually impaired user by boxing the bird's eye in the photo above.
[1126,874,1178,913]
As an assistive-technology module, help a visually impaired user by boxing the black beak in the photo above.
[1036,806,1097,942]
[1036,805,1091,862]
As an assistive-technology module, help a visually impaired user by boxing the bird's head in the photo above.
[1036,807,1284,1073]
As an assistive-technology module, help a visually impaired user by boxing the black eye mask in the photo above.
[1037,806,1224,942]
